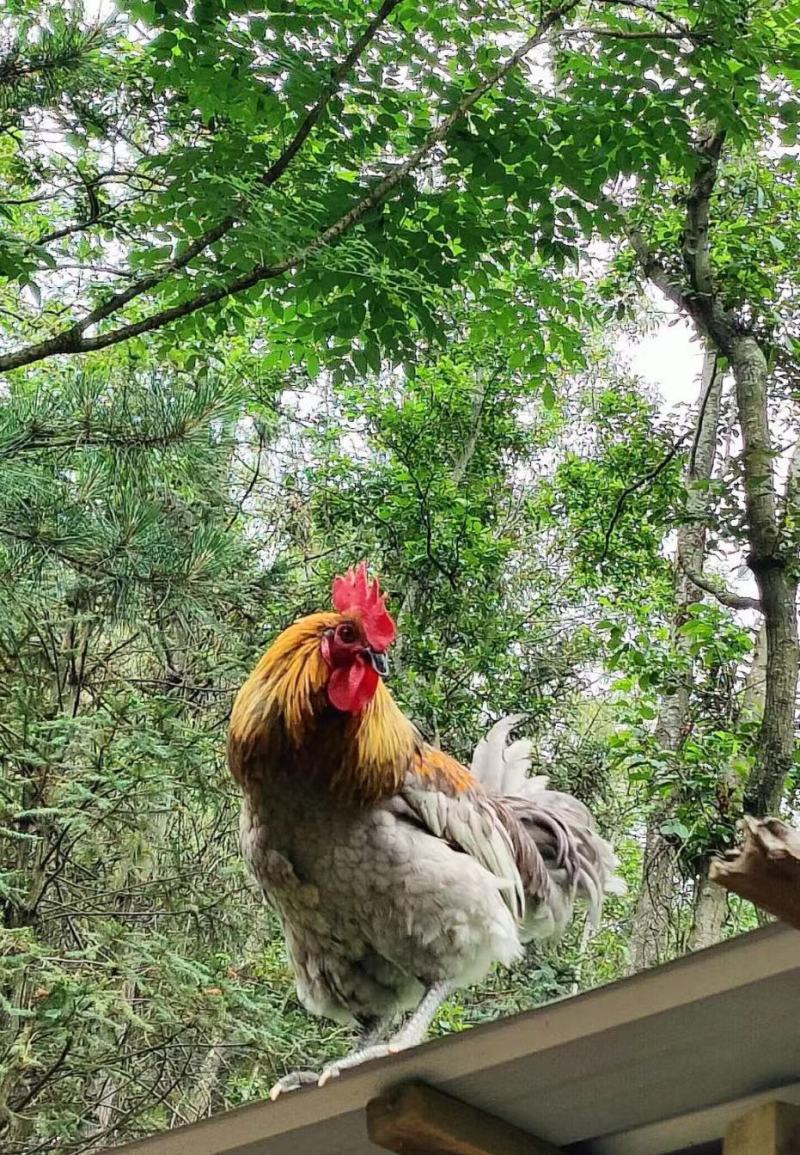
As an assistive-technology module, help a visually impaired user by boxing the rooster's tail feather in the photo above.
[471,716,626,940]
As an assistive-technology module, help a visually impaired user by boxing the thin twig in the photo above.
[9,1040,73,1114]
[688,349,721,478]
[599,429,692,564]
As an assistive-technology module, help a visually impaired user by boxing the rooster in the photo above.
[228,564,624,1097]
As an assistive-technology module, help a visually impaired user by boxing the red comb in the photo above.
[331,562,396,651]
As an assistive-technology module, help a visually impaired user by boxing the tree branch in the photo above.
[681,129,724,313]
[35,205,117,247]
[779,437,800,532]
[607,130,734,354]
[2,0,404,369]
[67,0,407,334]
[687,349,720,478]
[574,26,710,41]
[0,0,578,373]
[595,0,704,37]
[0,420,206,459]
[677,553,762,612]
[570,1,715,46]
[9,1039,72,1114]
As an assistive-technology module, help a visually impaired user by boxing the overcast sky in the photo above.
[621,308,705,412]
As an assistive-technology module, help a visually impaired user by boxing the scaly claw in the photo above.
[317,1043,399,1086]
[269,1069,319,1100]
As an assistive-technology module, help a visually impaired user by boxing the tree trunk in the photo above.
[686,356,800,946]
[627,349,724,973]
[687,877,728,951]
[686,621,768,951]
[742,622,769,719]
[627,824,683,972]
[83,979,137,1151]
[173,1042,224,1126]
[731,338,799,817]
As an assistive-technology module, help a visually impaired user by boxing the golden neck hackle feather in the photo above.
[229,612,417,803]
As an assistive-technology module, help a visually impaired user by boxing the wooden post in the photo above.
[367,1082,562,1155]
[723,1101,800,1154]
[709,817,800,930]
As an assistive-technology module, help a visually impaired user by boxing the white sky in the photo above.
[620,308,705,411]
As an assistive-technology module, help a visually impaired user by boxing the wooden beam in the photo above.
[723,1100,800,1154]
[709,817,800,930]
[366,1082,562,1155]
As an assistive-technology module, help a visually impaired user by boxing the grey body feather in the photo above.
[240,716,624,1028]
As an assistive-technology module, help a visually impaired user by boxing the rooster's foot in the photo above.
[317,1043,400,1086]
[269,1069,319,1100]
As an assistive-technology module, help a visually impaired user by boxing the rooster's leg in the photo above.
[391,980,454,1048]
[268,1016,393,1100]
[317,981,452,1086]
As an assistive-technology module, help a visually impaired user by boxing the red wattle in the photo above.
[328,657,379,713]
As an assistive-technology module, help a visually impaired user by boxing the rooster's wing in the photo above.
[400,746,549,923]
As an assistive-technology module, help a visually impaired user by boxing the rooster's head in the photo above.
[230,562,411,795]
[320,562,396,713]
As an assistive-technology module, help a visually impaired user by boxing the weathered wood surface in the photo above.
[710,817,800,930]
[723,1100,800,1154]
[367,1081,562,1155]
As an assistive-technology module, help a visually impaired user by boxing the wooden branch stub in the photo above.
[367,1082,563,1155]
[709,817,800,930]
[723,1100,800,1154]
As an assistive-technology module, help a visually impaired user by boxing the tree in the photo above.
[620,130,800,824]
[2,0,795,378]
[626,348,726,970]
[0,361,279,1150]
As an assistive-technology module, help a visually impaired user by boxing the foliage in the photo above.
[0,339,634,1152]
[538,379,683,601]
[1,0,799,373]
[607,600,756,865]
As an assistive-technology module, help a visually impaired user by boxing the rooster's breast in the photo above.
[240,781,522,1024]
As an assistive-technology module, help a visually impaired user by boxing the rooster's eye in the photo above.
[338,624,356,643]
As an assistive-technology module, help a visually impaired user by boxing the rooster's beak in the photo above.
[366,649,389,678]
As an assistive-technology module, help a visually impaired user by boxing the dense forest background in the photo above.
[1,0,799,1150]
